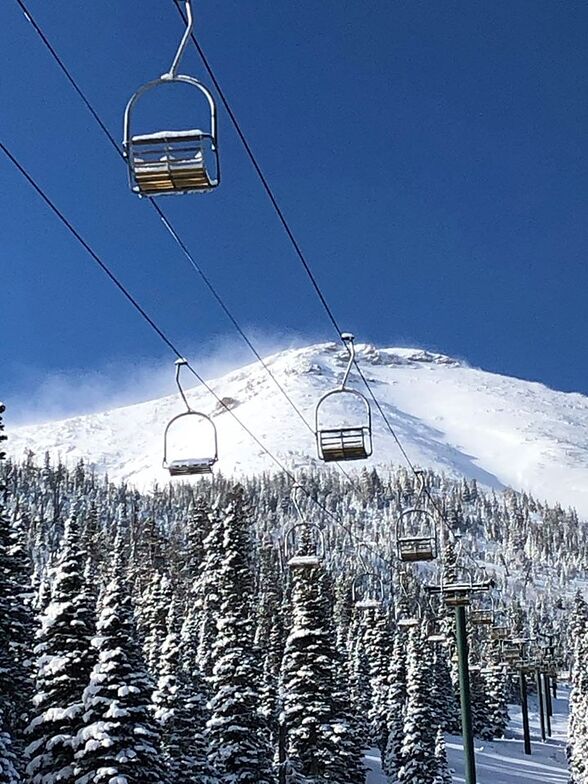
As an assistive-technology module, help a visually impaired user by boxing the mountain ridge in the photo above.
[8,342,588,518]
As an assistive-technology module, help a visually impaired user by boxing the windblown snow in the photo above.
[9,343,588,518]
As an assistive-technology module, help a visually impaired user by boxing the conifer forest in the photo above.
[1,402,587,783]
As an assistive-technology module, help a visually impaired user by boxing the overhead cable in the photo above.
[0,138,390,567]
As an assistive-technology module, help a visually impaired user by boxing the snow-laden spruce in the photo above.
[0,709,21,784]
[568,592,588,784]
[206,487,274,784]
[383,629,407,778]
[25,509,95,784]
[74,557,167,784]
[0,404,34,771]
[279,558,364,783]
[396,626,436,784]
[153,597,217,784]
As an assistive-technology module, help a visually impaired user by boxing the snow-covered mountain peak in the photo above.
[8,342,588,518]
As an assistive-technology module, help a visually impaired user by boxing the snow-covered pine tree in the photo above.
[347,610,372,745]
[0,403,34,766]
[481,664,509,739]
[430,645,460,734]
[383,628,407,777]
[568,616,588,784]
[153,597,217,784]
[141,570,174,678]
[363,605,394,755]
[206,487,273,784]
[280,558,363,784]
[0,708,21,784]
[254,540,286,739]
[470,666,492,739]
[179,603,218,783]
[75,549,167,784]
[195,506,225,679]
[25,508,95,784]
[433,727,452,784]
[182,498,213,578]
[397,627,436,784]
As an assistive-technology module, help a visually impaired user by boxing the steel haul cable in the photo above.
[12,0,447,561]
[12,0,367,497]
[0,138,391,568]
[175,1,446,520]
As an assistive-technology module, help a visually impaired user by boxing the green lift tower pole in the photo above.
[543,673,552,737]
[536,670,546,742]
[519,669,532,755]
[455,604,477,784]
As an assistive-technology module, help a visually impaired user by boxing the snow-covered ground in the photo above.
[364,684,570,783]
[9,342,588,517]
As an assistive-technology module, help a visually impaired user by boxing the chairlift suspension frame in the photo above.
[123,0,220,196]
[469,596,495,626]
[163,358,218,476]
[396,470,439,563]
[352,571,385,610]
[315,333,373,462]
[284,484,325,569]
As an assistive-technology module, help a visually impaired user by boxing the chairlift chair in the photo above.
[395,584,421,629]
[123,0,220,196]
[284,485,325,569]
[352,572,385,610]
[397,615,420,629]
[490,624,510,641]
[163,359,218,476]
[430,560,493,608]
[284,522,325,569]
[470,608,494,626]
[426,618,447,644]
[315,334,372,462]
[396,473,438,562]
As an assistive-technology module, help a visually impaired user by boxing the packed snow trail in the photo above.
[364,685,569,783]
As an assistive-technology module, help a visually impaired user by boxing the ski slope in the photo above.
[9,343,588,517]
[364,685,569,783]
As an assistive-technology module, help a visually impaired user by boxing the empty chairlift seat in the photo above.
[470,608,494,625]
[129,129,218,196]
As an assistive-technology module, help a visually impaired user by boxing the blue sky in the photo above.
[1,0,587,424]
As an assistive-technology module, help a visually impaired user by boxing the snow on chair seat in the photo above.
[287,554,321,569]
[470,608,494,625]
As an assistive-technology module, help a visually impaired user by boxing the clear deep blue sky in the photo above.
[1,0,587,423]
